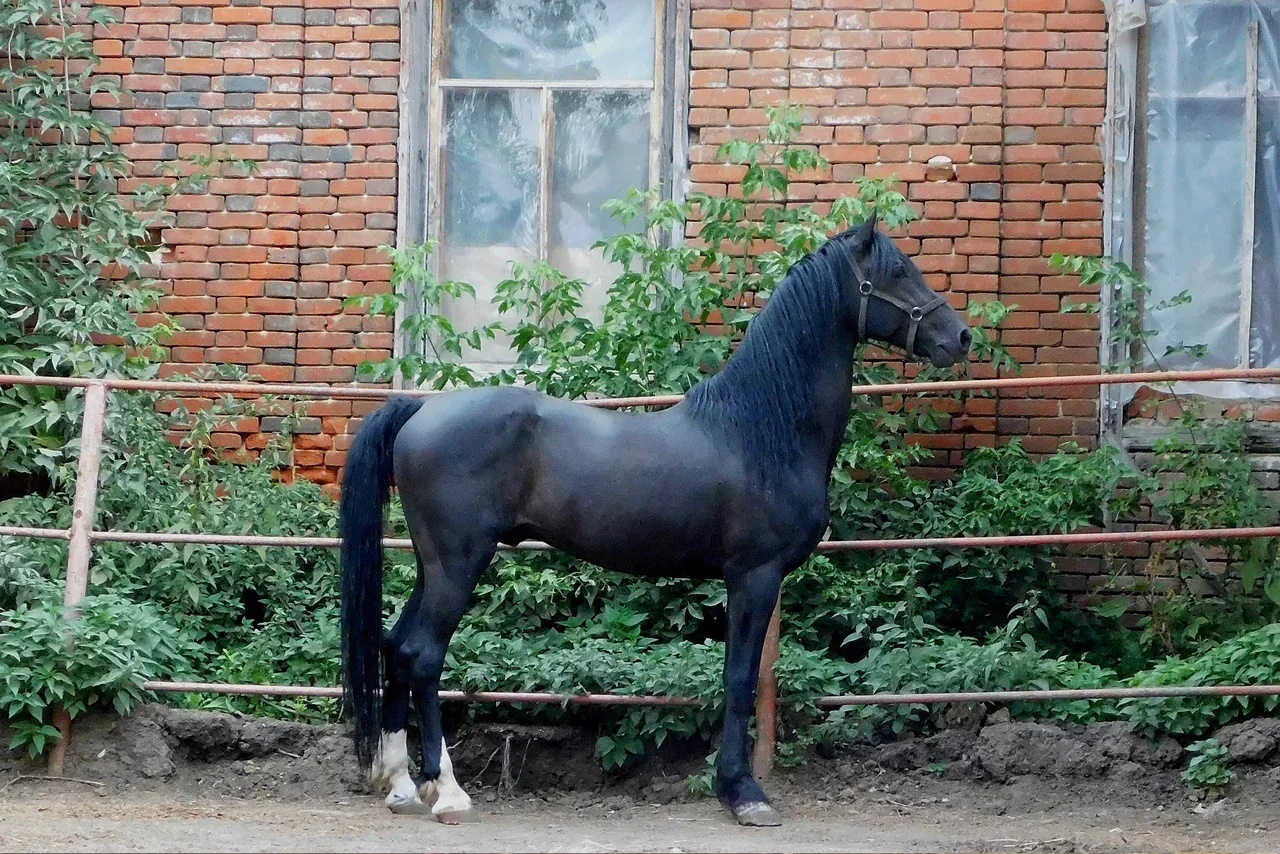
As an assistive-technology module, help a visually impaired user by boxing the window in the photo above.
[1136,0,1280,370]
[421,0,674,371]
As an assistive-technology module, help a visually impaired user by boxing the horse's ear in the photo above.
[850,212,878,250]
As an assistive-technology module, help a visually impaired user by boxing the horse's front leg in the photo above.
[716,564,784,827]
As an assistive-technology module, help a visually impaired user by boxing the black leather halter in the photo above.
[849,255,948,360]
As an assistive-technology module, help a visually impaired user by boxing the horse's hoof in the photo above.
[433,807,473,825]
[386,792,429,815]
[732,801,782,827]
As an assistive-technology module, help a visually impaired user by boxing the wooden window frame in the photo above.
[393,0,691,378]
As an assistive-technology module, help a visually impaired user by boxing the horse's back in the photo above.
[388,386,745,575]
[390,386,543,525]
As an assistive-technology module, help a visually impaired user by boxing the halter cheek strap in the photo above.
[850,257,948,360]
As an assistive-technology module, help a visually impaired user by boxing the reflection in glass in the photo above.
[442,89,540,249]
[552,91,650,249]
[1148,1,1249,98]
[1143,1,1280,368]
[1144,97,1246,368]
[431,0,660,368]
[447,0,654,82]
[440,89,540,367]
[549,90,651,323]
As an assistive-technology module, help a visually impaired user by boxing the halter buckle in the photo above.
[909,306,924,321]
[858,280,873,295]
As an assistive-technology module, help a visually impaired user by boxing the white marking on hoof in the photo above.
[420,736,473,824]
[372,730,421,815]
[732,801,782,827]
[371,730,409,788]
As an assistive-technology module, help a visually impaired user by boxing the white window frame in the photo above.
[393,0,691,379]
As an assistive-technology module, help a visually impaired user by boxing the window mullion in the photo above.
[426,0,447,284]
[1240,19,1259,368]
[537,85,553,265]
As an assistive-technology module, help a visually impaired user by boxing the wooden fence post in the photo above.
[752,597,781,779]
[46,381,108,777]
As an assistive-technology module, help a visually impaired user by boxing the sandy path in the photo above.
[2,788,1277,853]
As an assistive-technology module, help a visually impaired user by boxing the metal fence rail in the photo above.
[3,367,1280,778]
[8,524,1280,552]
[138,680,1280,708]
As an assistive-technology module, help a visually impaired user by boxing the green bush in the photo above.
[0,0,253,479]
[1181,738,1233,793]
[0,570,192,756]
[1120,624,1280,736]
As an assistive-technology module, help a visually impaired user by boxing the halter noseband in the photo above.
[849,255,948,360]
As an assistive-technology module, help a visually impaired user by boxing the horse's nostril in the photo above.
[959,328,972,351]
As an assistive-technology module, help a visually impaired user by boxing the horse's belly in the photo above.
[525,475,724,577]
[522,431,731,577]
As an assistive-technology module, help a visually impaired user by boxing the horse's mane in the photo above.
[684,227,905,473]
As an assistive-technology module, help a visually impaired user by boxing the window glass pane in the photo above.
[1251,99,1280,367]
[447,0,655,81]
[1148,1,1250,97]
[552,91,650,249]
[549,90,651,322]
[442,89,540,248]
[440,89,541,367]
[1143,98,1246,368]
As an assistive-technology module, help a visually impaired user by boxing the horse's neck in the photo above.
[807,331,857,472]
[711,315,858,478]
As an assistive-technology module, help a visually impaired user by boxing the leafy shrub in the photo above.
[0,571,192,756]
[1181,738,1233,793]
[0,1,252,479]
[1120,624,1280,736]
[1054,255,1280,656]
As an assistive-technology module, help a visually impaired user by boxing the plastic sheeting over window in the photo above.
[1142,0,1280,371]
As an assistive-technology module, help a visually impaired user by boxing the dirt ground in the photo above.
[2,787,1277,854]
[2,706,1279,853]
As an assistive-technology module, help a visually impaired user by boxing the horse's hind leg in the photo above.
[371,590,428,814]
[401,535,495,823]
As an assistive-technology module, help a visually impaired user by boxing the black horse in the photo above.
[339,218,972,826]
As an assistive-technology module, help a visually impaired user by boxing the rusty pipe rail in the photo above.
[139,680,1280,708]
[142,681,704,706]
[1,365,1278,407]
[4,524,1278,553]
[812,684,1280,707]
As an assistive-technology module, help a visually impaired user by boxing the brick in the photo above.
[692,49,750,69]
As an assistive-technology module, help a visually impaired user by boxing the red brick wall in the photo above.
[687,0,1106,470]
[93,0,402,488]
[995,0,1106,456]
[93,0,1109,488]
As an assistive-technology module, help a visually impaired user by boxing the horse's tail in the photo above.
[339,394,424,771]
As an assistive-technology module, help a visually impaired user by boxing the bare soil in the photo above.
[2,706,1278,853]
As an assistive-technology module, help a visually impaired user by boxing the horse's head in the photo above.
[832,218,972,368]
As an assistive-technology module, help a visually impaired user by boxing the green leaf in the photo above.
[1090,599,1129,620]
